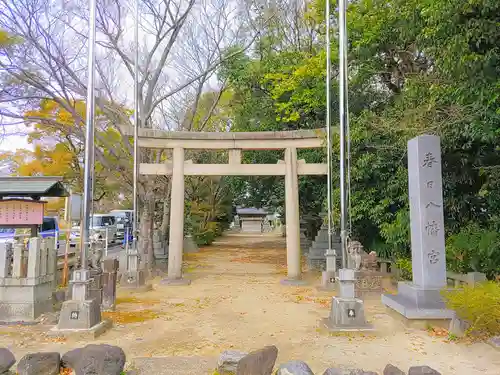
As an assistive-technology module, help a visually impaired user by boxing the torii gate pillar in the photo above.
[161,147,191,285]
[282,147,304,284]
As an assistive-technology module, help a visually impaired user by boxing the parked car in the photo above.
[110,210,133,240]
[0,216,60,247]
[70,214,118,245]
[0,228,15,244]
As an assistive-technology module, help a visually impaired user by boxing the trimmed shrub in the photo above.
[442,281,500,337]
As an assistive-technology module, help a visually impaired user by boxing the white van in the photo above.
[71,214,118,245]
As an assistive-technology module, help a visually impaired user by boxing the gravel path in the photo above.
[1,234,499,374]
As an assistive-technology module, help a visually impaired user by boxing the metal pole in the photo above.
[339,0,349,268]
[63,193,71,286]
[325,0,333,258]
[80,0,97,270]
[132,0,140,247]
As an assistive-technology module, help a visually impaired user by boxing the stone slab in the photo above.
[382,293,454,320]
[48,319,112,340]
[127,356,217,375]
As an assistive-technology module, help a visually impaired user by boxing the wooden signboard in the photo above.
[0,199,45,226]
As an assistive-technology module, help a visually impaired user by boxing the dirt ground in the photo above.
[1,234,499,374]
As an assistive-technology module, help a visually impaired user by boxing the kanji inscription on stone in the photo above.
[408,135,447,289]
[422,152,437,168]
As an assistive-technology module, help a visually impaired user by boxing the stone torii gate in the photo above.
[126,128,327,284]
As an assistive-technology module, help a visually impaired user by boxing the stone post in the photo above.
[409,136,447,289]
[0,242,11,278]
[46,237,58,289]
[281,147,305,285]
[26,238,40,278]
[162,147,190,285]
[382,135,453,320]
[102,259,119,311]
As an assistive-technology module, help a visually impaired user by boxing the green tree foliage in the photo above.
[219,0,500,277]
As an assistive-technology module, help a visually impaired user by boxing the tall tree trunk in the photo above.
[139,189,155,272]
[160,180,172,241]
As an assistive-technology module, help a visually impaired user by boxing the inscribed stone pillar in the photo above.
[408,135,446,289]
[284,147,301,280]
[167,147,185,280]
[381,134,453,320]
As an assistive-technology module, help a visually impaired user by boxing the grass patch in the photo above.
[102,310,165,324]
[116,296,161,305]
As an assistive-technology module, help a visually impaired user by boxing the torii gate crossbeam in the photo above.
[122,127,328,285]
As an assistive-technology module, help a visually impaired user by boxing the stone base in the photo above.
[317,270,337,291]
[382,282,454,320]
[0,282,54,323]
[280,278,308,286]
[52,298,112,338]
[120,270,149,290]
[322,297,374,331]
[49,319,112,340]
[159,277,192,286]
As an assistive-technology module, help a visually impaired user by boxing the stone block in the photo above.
[408,366,441,375]
[120,270,149,290]
[448,314,470,337]
[276,360,314,375]
[17,352,60,375]
[216,350,247,374]
[102,262,118,311]
[61,348,82,369]
[354,271,383,298]
[0,347,15,373]
[70,344,126,375]
[236,345,278,375]
[383,364,406,375]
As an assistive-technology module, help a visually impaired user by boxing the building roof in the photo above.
[0,176,68,198]
[236,207,268,216]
